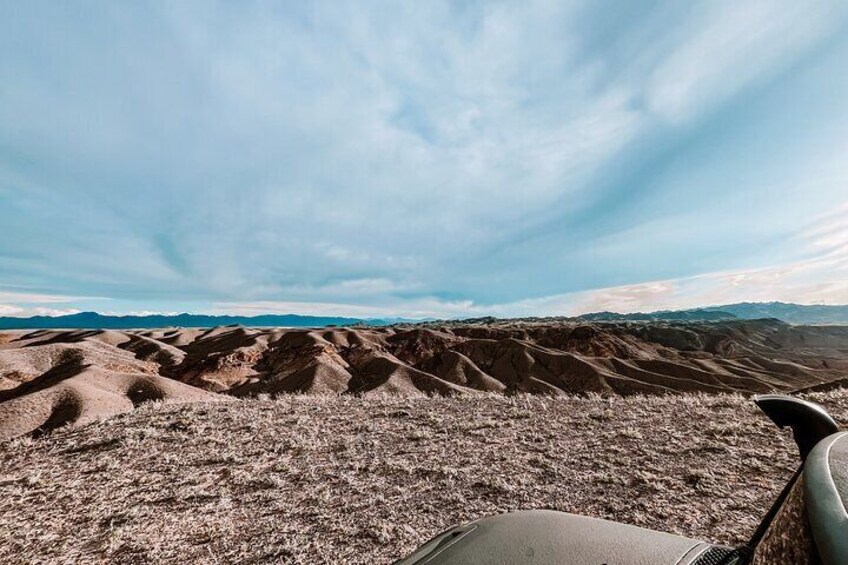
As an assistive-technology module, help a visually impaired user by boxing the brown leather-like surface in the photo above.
[752,474,817,565]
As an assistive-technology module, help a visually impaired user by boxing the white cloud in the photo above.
[495,211,848,316]
[100,311,181,317]
[645,0,843,123]
[211,298,478,320]
[0,305,23,316]
[0,305,81,318]
[1,2,846,313]
[0,290,81,304]
[213,227,848,318]
[0,290,87,317]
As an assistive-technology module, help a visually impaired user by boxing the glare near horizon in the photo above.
[1,1,847,319]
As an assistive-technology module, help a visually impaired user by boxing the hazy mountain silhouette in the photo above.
[576,302,848,324]
[0,311,370,330]
[1,302,847,329]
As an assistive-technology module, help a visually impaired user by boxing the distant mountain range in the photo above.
[0,311,373,330]
[0,302,847,329]
[575,302,848,325]
[576,309,736,322]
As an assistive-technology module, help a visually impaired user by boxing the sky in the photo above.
[1,0,847,319]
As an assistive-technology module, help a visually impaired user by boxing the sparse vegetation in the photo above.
[3,391,847,564]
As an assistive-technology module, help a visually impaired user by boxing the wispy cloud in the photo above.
[644,1,841,123]
[490,207,848,317]
[0,290,82,304]
[0,289,85,318]
[1,1,847,316]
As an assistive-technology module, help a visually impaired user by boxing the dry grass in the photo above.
[3,391,848,564]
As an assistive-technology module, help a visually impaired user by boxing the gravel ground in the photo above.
[3,391,848,564]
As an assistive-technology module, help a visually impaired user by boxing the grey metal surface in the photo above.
[395,510,715,565]
[805,431,848,565]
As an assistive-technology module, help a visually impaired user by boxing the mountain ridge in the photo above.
[574,302,848,325]
[1,301,847,329]
[0,311,371,330]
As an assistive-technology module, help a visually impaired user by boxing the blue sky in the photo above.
[1,1,847,318]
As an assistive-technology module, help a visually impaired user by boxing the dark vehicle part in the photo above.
[753,394,839,460]
[746,394,838,550]
[395,394,843,565]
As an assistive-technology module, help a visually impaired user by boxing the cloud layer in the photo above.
[1,1,847,317]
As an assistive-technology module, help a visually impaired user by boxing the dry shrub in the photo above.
[1,391,847,564]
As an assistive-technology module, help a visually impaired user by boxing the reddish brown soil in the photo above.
[1,319,847,440]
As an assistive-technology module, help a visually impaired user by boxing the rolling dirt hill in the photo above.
[0,319,847,440]
[2,321,848,562]
[0,367,223,441]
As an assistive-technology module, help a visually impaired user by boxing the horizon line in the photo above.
[1,300,847,321]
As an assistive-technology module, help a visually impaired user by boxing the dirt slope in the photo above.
[0,338,158,393]
[0,366,223,440]
[3,319,845,400]
[0,320,847,440]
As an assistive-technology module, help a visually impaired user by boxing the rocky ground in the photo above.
[3,391,848,564]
